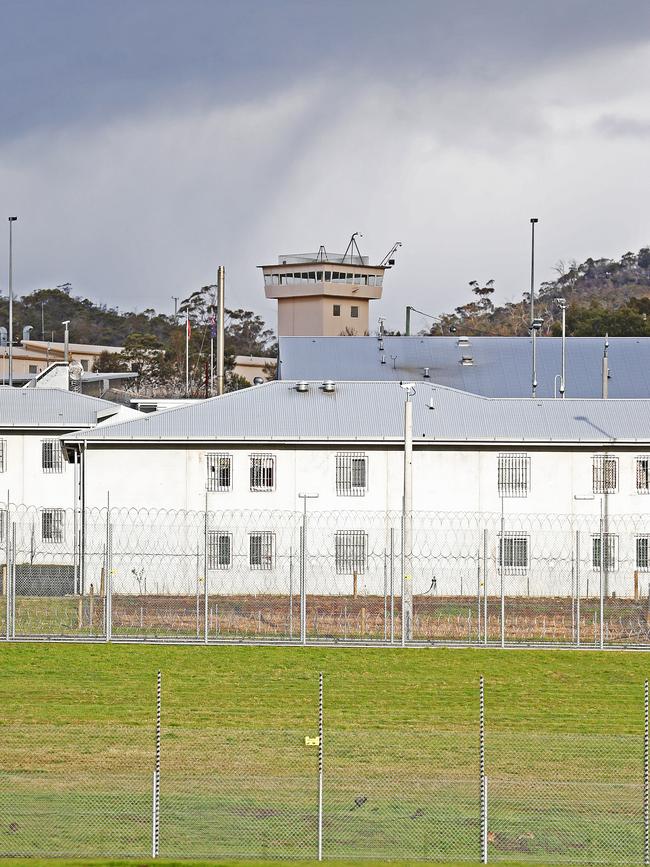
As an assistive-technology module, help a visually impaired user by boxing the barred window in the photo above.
[42,439,64,473]
[637,536,650,571]
[335,531,367,575]
[0,439,6,473]
[497,453,530,497]
[206,453,232,492]
[637,457,650,494]
[42,509,65,543]
[250,454,275,491]
[336,453,368,496]
[592,534,618,571]
[498,533,529,574]
[249,532,274,569]
[593,455,617,494]
[207,531,232,569]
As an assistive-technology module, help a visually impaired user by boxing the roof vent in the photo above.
[253,376,265,386]
[460,355,474,366]
[457,337,470,347]
[380,354,386,364]
[378,339,384,351]
[295,381,309,392]
[423,367,430,378]
[428,396,434,410]
[321,380,335,393]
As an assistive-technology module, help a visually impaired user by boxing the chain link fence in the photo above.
[3,503,650,647]
[1,673,649,863]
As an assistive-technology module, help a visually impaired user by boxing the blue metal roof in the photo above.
[278,335,650,398]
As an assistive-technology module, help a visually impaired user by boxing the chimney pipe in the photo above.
[216,265,225,396]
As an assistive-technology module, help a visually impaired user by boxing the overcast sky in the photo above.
[2,0,650,335]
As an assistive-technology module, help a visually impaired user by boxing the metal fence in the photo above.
[1,673,649,863]
[4,503,650,647]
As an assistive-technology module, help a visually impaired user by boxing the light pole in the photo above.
[7,217,17,386]
[400,382,415,645]
[298,492,319,645]
[529,218,539,398]
[555,298,567,397]
[530,317,543,397]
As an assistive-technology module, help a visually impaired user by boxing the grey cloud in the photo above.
[595,114,650,138]
[2,0,650,144]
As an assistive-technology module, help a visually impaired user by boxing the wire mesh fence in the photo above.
[3,503,650,647]
[1,673,649,863]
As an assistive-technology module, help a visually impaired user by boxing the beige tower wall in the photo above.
[278,296,369,336]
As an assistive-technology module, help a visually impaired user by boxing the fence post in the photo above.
[204,494,209,645]
[105,495,112,643]
[317,671,323,861]
[643,680,650,864]
[477,529,482,644]
[480,675,487,863]
[390,527,395,644]
[152,669,161,858]
[499,500,505,649]
[483,529,488,645]
[575,531,581,647]
[300,520,306,645]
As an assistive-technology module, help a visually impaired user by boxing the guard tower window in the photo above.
[333,305,341,317]
[351,306,359,318]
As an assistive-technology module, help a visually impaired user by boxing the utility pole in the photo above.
[8,217,17,386]
[216,265,225,396]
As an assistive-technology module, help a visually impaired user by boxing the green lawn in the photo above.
[0,644,648,863]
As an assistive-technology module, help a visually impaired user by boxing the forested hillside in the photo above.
[2,284,276,395]
[430,246,650,338]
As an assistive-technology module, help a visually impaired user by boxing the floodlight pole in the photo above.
[7,217,17,386]
[555,298,567,397]
[529,218,538,398]
[216,265,225,396]
[402,384,414,644]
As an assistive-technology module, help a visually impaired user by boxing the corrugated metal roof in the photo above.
[278,335,650,398]
[62,380,650,444]
[0,387,118,428]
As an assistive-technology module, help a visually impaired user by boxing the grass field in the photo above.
[0,644,648,864]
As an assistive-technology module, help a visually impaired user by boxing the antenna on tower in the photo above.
[379,241,402,267]
[343,232,364,264]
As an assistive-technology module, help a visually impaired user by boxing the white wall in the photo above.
[1,431,75,508]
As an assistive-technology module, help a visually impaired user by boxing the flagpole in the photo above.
[185,312,190,396]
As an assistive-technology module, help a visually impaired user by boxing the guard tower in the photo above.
[260,235,396,336]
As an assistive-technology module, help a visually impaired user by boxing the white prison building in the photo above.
[55,380,650,600]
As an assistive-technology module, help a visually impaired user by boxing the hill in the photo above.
[429,246,650,338]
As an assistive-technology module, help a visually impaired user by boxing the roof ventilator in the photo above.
[380,354,386,364]
[423,367,430,378]
[460,355,474,366]
[295,381,309,392]
[321,380,336,393]
[457,337,470,347]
